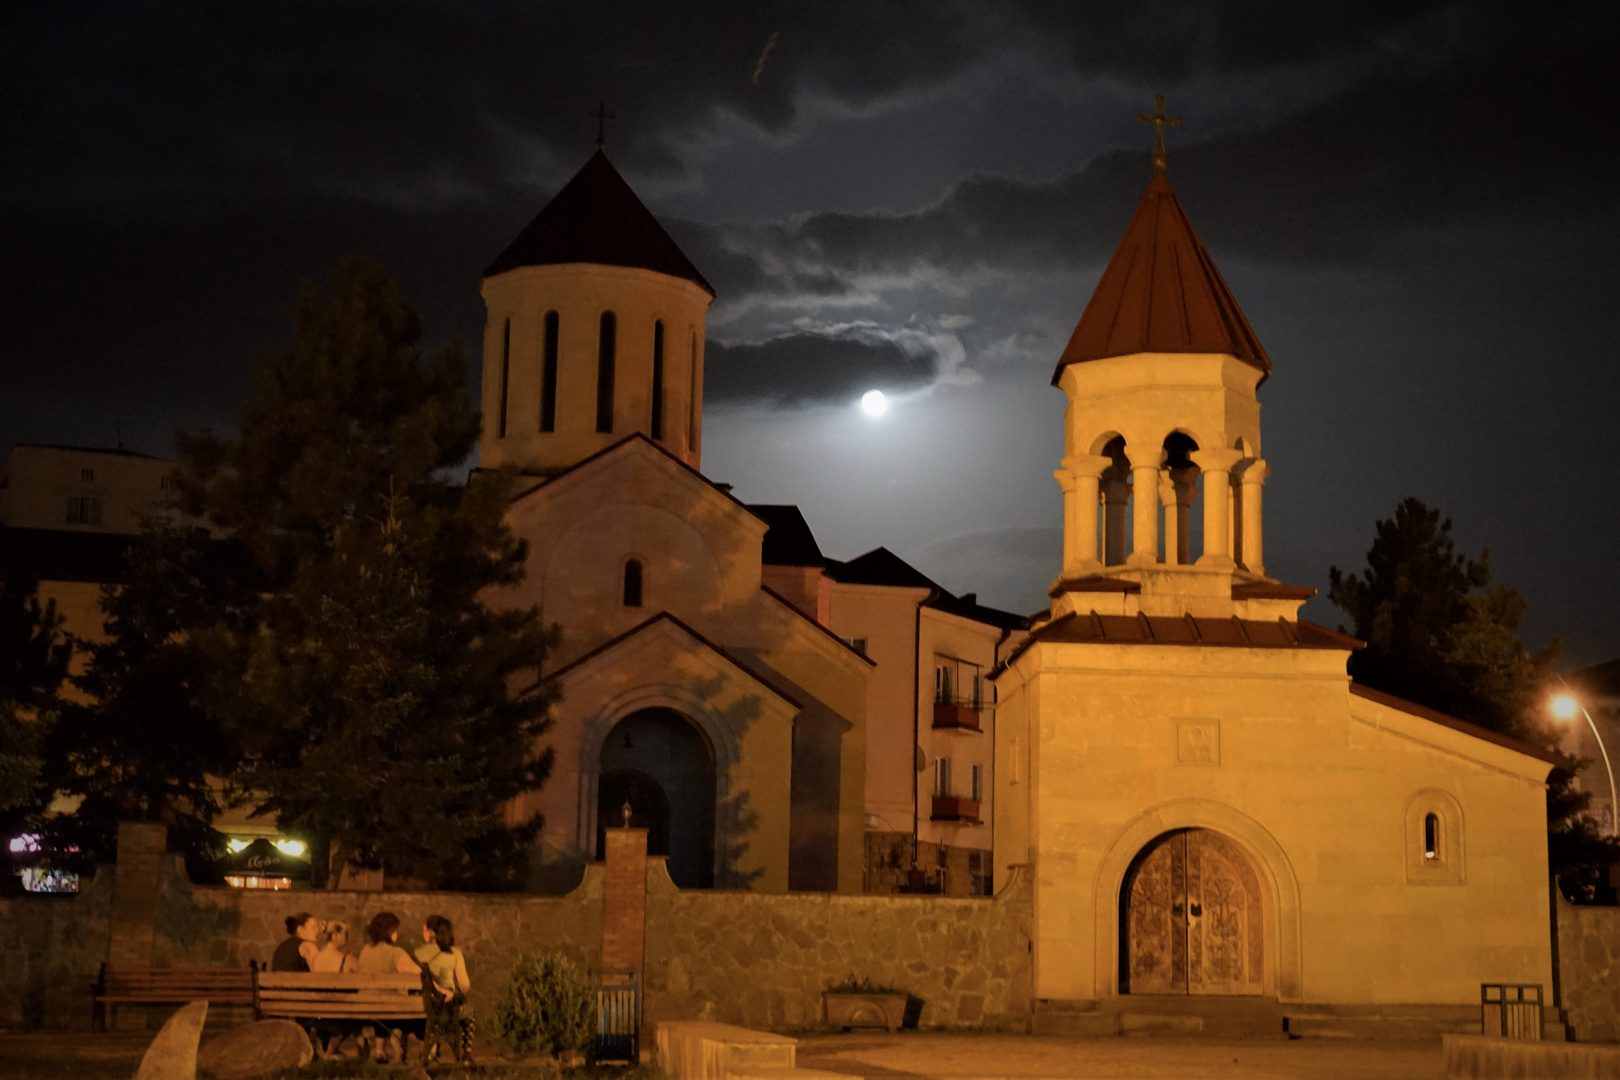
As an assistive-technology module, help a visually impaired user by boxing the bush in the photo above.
[492,951,596,1060]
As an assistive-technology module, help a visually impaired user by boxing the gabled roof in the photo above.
[749,505,826,567]
[1003,610,1360,668]
[827,546,1026,631]
[1349,683,1563,766]
[485,149,715,295]
[1053,171,1270,385]
[509,433,753,518]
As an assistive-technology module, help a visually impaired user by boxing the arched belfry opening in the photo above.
[1119,828,1265,996]
[597,708,716,888]
[1099,435,1132,566]
[1161,431,1202,565]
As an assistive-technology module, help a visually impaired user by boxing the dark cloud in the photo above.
[911,526,1062,617]
[705,328,939,407]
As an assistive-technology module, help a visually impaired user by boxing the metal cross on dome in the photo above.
[1136,94,1183,173]
[593,100,617,150]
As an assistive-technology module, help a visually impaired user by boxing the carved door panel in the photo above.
[1124,829,1263,996]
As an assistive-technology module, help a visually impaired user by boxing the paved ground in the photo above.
[0,1029,1449,1080]
[795,1032,1447,1080]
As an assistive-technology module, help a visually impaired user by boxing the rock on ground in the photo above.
[197,1019,314,1079]
[133,1001,209,1080]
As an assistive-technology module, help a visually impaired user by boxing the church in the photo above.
[477,117,1559,1021]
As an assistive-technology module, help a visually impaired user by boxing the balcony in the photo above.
[932,702,982,731]
[930,795,981,823]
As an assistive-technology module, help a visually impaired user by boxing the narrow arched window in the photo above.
[622,559,643,608]
[687,331,699,451]
[498,318,511,438]
[540,310,559,432]
[596,312,616,433]
[651,320,665,440]
[1424,813,1439,860]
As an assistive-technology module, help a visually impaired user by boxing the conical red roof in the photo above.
[1053,172,1269,384]
[485,149,714,295]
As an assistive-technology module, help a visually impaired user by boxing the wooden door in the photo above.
[1123,829,1264,995]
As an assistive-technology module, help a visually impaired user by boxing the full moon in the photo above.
[860,389,888,416]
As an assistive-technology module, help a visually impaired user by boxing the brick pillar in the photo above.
[601,827,648,974]
[108,821,166,1029]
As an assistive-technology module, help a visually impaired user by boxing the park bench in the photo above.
[251,969,425,1024]
[91,964,254,1031]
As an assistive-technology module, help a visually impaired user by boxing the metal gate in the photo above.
[594,968,640,1063]
[1481,983,1543,1040]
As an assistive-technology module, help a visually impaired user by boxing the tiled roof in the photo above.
[749,505,826,567]
[1054,171,1270,384]
[1014,610,1360,656]
[485,149,714,295]
[1349,683,1563,766]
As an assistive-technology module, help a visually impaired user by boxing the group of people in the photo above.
[272,910,474,1063]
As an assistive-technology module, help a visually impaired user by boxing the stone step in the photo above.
[728,1069,857,1080]
[1034,996,1286,1039]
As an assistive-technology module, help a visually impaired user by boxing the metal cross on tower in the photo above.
[1136,94,1183,174]
[592,100,617,150]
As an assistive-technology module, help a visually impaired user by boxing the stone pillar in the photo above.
[1191,448,1245,569]
[1237,458,1270,577]
[109,821,166,1029]
[1102,476,1130,566]
[1129,462,1162,565]
[602,826,648,975]
[1058,454,1112,577]
[1162,465,1200,565]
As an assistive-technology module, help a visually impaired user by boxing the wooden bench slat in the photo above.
[255,973,419,989]
[260,991,420,1004]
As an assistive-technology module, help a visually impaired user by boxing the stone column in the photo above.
[1058,454,1112,577]
[1102,477,1130,566]
[1191,448,1245,569]
[109,821,167,1029]
[1129,462,1162,565]
[1163,465,1200,565]
[1237,458,1270,577]
[602,825,648,975]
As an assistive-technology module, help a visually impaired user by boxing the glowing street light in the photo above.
[1551,687,1618,837]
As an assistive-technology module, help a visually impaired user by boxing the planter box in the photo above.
[932,703,981,731]
[823,991,907,1032]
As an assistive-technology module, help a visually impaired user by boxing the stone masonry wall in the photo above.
[643,857,1033,1031]
[1557,891,1620,1041]
[0,869,112,1029]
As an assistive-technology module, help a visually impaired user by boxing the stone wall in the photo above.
[0,869,112,1028]
[1557,891,1620,1041]
[643,857,1033,1031]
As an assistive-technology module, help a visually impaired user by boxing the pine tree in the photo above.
[1330,496,1614,899]
[180,257,556,888]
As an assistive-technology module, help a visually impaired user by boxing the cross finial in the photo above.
[1136,94,1183,174]
[620,801,632,828]
[592,100,616,150]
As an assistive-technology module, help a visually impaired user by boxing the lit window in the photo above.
[623,559,643,608]
[1424,813,1439,860]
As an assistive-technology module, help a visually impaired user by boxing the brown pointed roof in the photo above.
[1053,172,1270,385]
[485,149,714,295]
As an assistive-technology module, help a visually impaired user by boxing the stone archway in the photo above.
[1120,829,1265,995]
[597,708,716,888]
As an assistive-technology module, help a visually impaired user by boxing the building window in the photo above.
[159,474,175,490]
[651,320,665,440]
[622,558,643,608]
[970,763,983,802]
[844,637,868,657]
[935,656,982,707]
[1406,789,1465,885]
[934,756,952,798]
[66,496,102,525]
[80,467,95,482]
[540,310,559,432]
[498,318,511,438]
[596,312,617,433]
[1424,813,1439,860]
[687,331,699,451]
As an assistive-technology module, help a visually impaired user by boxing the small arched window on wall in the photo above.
[651,320,665,440]
[539,311,559,432]
[497,318,511,438]
[622,558,644,608]
[1405,789,1465,885]
[596,312,617,434]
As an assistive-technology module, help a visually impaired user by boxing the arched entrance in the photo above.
[597,708,716,888]
[1120,828,1265,995]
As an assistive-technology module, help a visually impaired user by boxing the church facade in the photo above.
[991,162,1558,1015]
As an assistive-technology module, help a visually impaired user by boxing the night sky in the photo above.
[4,2,1617,664]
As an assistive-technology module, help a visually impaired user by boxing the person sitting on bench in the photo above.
[272,913,321,972]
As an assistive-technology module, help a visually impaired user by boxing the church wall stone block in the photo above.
[1556,890,1620,1042]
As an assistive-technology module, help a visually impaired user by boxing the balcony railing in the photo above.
[932,701,982,731]
[930,795,981,823]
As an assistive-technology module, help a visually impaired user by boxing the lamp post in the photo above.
[1552,686,1618,838]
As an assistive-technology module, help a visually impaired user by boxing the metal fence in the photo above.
[1481,983,1543,1040]
[593,968,640,1063]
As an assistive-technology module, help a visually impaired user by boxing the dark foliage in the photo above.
[1330,496,1616,901]
[0,566,72,890]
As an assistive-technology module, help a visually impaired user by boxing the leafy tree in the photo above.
[179,257,556,889]
[0,568,72,889]
[39,526,244,877]
[1330,496,1614,899]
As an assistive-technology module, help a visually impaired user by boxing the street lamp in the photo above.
[1551,687,1618,838]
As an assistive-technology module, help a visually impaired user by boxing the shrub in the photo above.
[491,951,595,1060]
[827,974,904,995]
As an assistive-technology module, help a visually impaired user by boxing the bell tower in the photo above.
[480,148,715,476]
[1049,99,1305,621]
